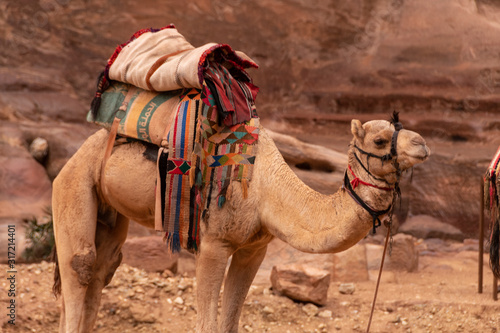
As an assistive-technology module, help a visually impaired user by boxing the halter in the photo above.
[344,111,403,233]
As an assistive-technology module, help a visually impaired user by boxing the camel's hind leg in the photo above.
[79,214,129,331]
[52,173,99,333]
[54,193,128,333]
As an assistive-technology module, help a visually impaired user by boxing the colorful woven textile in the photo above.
[485,146,500,222]
[88,25,261,253]
[203,59,259,126]
[87,82,181,146]
[156,88,259,253]
[157,89,205,252]
[90,25,259,122]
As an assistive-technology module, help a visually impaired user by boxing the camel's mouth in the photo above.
[408,146,431,163]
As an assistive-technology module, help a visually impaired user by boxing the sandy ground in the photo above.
[1,238,500,333]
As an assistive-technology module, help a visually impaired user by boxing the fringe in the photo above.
[218,195,226,208]
[241,178,248,199]
[226,183,233,201]
[489,219,500,278]
[165,232,181,253]
[189,152,197,187]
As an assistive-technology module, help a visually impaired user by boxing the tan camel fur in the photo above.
[52,118,430,332]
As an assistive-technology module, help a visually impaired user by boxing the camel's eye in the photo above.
[374,138,388,147]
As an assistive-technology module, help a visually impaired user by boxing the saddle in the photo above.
[88,25,260,253]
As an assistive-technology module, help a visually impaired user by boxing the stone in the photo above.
[399,215,465,241]
[302,303,319,317]
[121,236,178,273]
[29,137,49,163]
[338,283,355,295]
[331,243,369,282]
[366,234,419,272]
[262,306,274,314]
[318,310,333,318]
[270,264,331,305]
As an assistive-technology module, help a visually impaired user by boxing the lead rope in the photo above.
[366,162,400,333]
[366,223,391,333]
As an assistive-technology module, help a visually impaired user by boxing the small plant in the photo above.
[22,207,55,262]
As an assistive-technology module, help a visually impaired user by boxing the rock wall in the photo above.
[1,0,500,238]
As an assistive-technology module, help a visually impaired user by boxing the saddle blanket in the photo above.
[91,24,259,127]
[88,82,259,253]
[88,24,261,253]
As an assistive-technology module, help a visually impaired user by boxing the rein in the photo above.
[343,172,391,234]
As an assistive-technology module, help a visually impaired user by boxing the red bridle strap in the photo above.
[348,165,393,191]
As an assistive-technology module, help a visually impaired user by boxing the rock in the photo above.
[121,236,178,273]
[338,283,355,295]
[400,215,465,241]
[262,306,274,314]
[302,303,319,317]
[318,310,333,318]
[270,264,331,305]
[331,243,369,282]
[366,234,419,272]
[129,303,157,323]
[267,129,347,173]
[174,296,184,305]
[29,137,49,163]
[0,152,52,220]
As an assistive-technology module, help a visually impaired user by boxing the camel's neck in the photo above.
[257,130,394,253]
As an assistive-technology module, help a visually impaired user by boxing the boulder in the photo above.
[399,215,465,241]
[366,234,419,273]
[270,263,330,305]
[331,243,369,282]
[121,236,178,273]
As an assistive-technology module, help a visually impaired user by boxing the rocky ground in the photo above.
[2,237,500,333]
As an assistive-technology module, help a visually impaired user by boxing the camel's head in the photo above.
[350,113,430,183]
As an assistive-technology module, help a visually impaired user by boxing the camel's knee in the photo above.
[70,248,96,286]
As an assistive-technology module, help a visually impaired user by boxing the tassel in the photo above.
[226,183,233,201]
[165,232,181,253]
[189,152,197,188]
[218,195,226,208]
[241,179,248,199]
[196,170,203,187]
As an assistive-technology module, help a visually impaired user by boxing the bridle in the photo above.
[358,111,405,333]
[343,112,403,234]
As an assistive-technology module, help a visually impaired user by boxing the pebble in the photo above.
[338,283,355,295]
[302,303,319,317]
[243,324,253,332]
[318,310,332,318]
[174,296,184,305]
[263,306,274,314]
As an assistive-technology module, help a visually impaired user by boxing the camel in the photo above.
[52,114,430,332]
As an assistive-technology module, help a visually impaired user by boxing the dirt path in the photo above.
[2,239,500,333]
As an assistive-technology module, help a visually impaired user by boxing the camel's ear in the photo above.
[351,119,365,141]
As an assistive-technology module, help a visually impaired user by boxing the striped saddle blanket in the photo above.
[88,25,261,253]
[88,82,259,253]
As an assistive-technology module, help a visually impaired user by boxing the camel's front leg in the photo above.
[219,244,268,333]
[195,237,233,333]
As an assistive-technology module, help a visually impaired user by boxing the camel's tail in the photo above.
[52,245,62,298]
[490,218,500,279]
